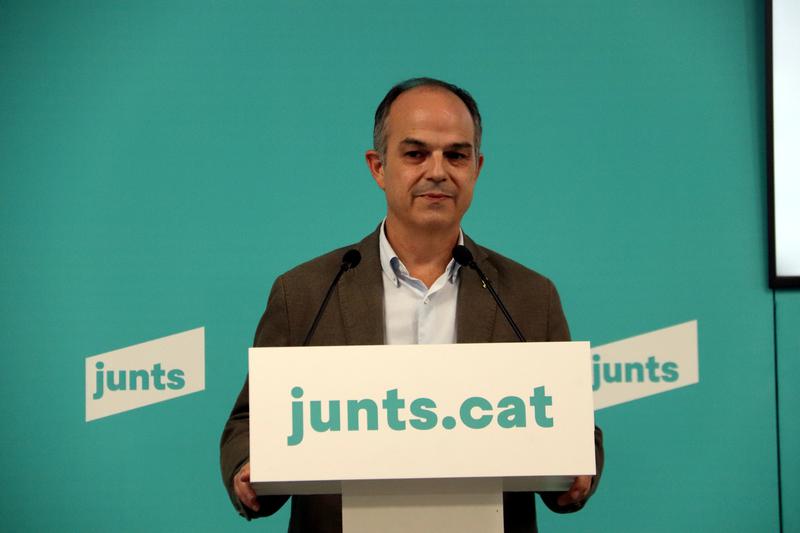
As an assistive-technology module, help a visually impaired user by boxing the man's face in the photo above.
[366,86,484,235]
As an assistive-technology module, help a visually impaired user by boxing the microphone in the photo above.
[452,245,527,342]
[302,249,361,346]
[341,249,361,271]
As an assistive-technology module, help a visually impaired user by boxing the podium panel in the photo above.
[249,341,595,494]
[341,479,503,533]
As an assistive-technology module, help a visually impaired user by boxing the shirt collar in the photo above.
[378,218,463,288]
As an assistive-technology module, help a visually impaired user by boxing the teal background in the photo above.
[1,1,796,531]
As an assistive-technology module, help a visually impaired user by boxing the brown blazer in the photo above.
[220,228,604,533]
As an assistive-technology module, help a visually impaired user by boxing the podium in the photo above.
[249,342,595,533]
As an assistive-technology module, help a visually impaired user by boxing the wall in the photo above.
[1,1,795,531]
[777,292,800,533]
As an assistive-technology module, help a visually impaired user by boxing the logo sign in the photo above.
[249,342,596,493]
[85,327,205,422]
[592,320,698,410]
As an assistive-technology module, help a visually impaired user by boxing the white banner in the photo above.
[85,327,205,421]
[249,342,596,490]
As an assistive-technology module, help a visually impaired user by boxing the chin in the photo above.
[412,215,459,231]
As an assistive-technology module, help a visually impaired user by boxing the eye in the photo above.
[405,150,425,159]
[445,151,468,161]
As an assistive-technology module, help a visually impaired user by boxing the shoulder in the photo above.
[281,244,351,281]
[463,236,570,341]
[275,229,379,292]
[470,239,558,294]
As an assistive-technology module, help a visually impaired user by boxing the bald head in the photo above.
[373,78,482,157]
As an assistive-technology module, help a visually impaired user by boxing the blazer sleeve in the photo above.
[219,277,292,519]
[539,279,605,513]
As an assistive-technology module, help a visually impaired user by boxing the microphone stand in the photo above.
[303,250,361,346]
[453,245,526,342]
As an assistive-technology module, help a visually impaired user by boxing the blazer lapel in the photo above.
[337,228,385,346]
[456,234,498,343]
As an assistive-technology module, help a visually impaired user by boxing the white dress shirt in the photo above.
[379,220,463,345]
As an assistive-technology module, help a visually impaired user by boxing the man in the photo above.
[220,78,603,532]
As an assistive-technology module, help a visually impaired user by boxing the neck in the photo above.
[384,217,459,287]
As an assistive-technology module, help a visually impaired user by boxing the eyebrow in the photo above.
[399,138,474,151]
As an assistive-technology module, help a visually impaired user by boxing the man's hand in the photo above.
[556,475,592,507]
[233,462,260,512]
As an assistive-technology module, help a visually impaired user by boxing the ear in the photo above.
[365,150,386,190]
[475,153,484,181]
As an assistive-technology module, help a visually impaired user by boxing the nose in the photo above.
[426,152,447,182]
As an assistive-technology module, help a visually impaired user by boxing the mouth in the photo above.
[418,193,452,200]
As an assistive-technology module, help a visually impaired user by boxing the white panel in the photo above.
[85,327,205,421]
[592,321,698,410]
[774,0,800,277]
[249,342,595,490]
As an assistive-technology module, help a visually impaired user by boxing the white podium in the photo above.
[249,342,595,533]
